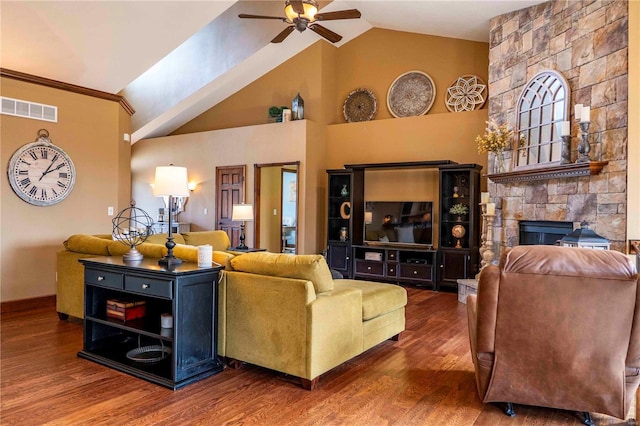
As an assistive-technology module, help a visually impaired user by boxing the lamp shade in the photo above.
[284,0,317,21]
[153,166,190,197]
[232,204,254,221]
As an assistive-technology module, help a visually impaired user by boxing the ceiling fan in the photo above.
[239,0,361,44]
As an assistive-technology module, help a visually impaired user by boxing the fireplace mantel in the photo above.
[487,161,608,183]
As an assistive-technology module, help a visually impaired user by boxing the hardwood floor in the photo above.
[1,288,635,425]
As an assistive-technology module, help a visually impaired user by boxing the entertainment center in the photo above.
[326,161,482,290]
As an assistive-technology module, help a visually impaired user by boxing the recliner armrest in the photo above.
[476,265,500,354]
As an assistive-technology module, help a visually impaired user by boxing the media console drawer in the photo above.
[399,264,432,281]
[355,260,384,276]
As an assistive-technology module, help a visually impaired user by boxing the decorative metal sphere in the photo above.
[112,201,154,261]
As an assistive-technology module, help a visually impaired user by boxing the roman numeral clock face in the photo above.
[8,140,76,206]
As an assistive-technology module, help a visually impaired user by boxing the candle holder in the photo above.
[482,213,496,270]
[476,203,488,280]
[561,135,572,164]
[576,121,591,163]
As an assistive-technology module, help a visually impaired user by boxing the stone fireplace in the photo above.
[487,1,629,253]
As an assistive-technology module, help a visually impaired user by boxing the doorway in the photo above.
[254,161,299,253]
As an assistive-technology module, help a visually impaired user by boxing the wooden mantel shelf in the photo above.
[488,161,608,183]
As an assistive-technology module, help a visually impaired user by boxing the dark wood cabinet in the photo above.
[352,245,437,288]
[437,164,482,290]
[326,169,364,278]
[78,257,224,390]
[325,161,482,290]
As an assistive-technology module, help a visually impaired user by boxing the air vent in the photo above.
[1,96,57,122]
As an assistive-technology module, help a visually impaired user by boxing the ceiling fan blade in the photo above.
[271,26,295,43]
[315,9,361,21]
[289,0,305,15]
[238,13,286,21]
[309,24,342,43]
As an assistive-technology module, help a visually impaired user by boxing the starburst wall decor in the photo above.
[445,75,487,112]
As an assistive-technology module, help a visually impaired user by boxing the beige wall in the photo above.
[0,77,131,302]
[150,29,489,254]
[131,120,323,253]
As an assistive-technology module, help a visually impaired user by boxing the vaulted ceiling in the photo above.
[1,0,545,142]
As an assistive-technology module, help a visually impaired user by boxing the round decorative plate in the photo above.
[445,75,487,112]
[387,71,436,118]
[343,88,377,122]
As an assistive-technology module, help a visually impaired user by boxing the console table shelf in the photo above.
[78,257,224,390]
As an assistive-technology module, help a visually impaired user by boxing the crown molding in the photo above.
[0,68,134,116]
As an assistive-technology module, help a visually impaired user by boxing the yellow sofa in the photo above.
[56,231,234,320]
[58,235,407,390]
[222,252,407,389]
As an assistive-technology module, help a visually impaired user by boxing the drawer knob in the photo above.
[413,271,418,275]
[97,276,105,281]
[142,283,150,289]
[367,266,372,271]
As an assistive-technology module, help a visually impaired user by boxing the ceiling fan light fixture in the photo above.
[284,0,318,22]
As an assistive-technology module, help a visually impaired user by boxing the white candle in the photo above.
[486,203,496,215]
[581,106,590,123]
[574,104,583,120]
[561,120,571,136]
[480,192,490,204]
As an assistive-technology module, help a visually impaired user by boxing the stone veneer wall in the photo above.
[487,0,629,252]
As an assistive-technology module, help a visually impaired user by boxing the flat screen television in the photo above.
[364,201,433,247]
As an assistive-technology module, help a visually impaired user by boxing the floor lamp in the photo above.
[153,165,190,268]
[232,204,254,249]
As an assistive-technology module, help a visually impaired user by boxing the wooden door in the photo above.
[216,165,245,247]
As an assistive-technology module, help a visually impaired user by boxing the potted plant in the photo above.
[449,203,469,221]
[268,106,288,123]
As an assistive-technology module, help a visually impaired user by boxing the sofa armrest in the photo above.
[223,271,317,379]
[307,288,364,380]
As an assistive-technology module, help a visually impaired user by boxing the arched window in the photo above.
[515,70,570,169]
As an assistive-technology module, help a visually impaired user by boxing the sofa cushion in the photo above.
[108,241,167,258]
[144,233,185,245]
[64,235,111,255]
[182,231,230,252]
[230,252,334,293]
[333,279,407,321]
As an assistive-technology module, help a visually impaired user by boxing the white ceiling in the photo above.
[1,0,545,141]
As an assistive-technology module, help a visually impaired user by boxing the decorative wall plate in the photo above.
[343,88,377,122]
[445,75,487,112]
[387,71,436,118]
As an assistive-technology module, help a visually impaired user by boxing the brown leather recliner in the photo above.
[467,245,640,423]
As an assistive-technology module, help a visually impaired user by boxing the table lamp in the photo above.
[153,165,190,267]
[232,204,254,249]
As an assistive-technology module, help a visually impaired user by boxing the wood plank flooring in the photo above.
[1,288,635,425]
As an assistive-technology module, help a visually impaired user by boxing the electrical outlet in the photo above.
[203,208,208,215]
[108,206,114,216]
[273,209,277,215]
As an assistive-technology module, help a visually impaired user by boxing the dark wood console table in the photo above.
[78,257,224,390]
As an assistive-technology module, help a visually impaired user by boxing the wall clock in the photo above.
[7,129,76,206]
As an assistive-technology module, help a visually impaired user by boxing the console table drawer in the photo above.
[85,269,123,289]
[386,263,398,277]
[355,260,384,276]
[125,275,173,299]
[399,264,432,281]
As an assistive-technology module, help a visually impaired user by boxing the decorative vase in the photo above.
[340,185,349,197]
